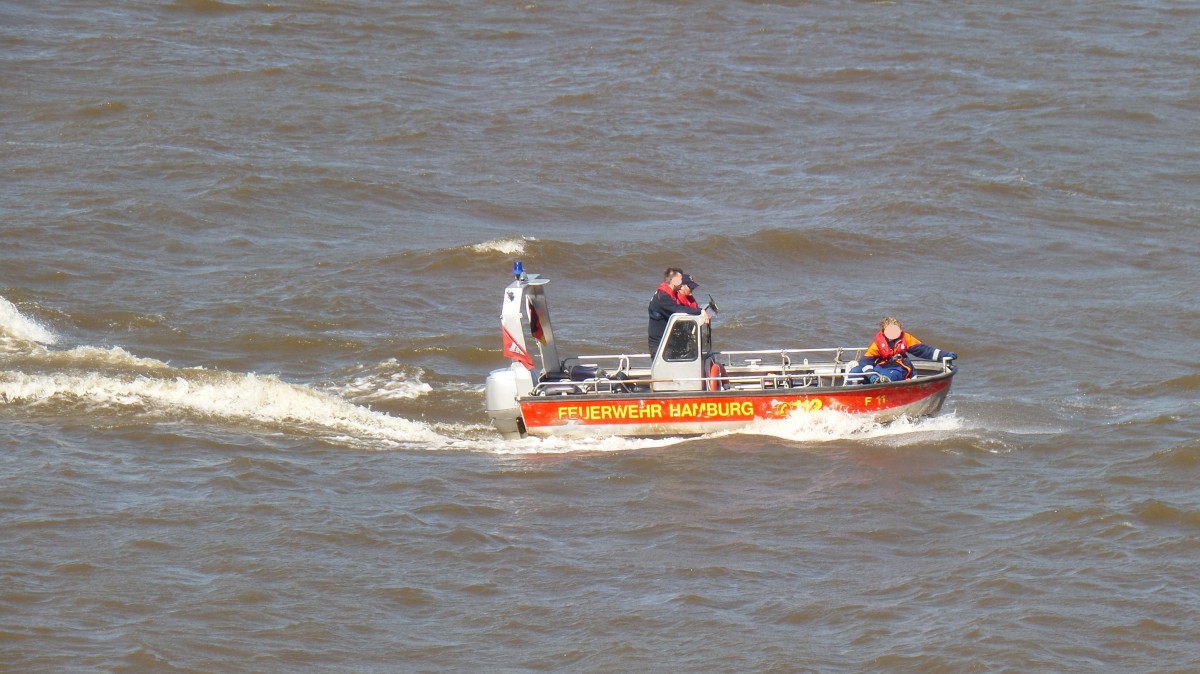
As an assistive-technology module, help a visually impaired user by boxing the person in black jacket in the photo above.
[647,267,706,354]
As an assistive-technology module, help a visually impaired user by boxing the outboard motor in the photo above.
[485,363,534,439]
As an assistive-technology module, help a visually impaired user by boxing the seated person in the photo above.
[848,317,956,384]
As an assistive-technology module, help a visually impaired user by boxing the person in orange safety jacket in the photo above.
[847,316,956,384]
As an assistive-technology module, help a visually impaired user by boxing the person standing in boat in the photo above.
[848,316,956,384]
[677,273,700,309]
[647,268,706,354]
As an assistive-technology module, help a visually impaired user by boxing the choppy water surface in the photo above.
[3,1,1199,671]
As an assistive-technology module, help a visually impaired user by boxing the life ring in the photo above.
[707,361,727,391]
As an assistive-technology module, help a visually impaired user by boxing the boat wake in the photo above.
[323,358,435,403]
[478,433,689,456]
[727,408,967,445]
[0,296,474,451]
[466,412,969,456]
[0,296,59,348]
[0,362,467,451]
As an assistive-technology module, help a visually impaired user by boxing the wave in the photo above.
[1133,499,1200,529]
[0,368,457,450]
[368,236,539,276]
[468,410,972,457]
[0,322,463,449]
[481,433,687,456]
[0,296,58,346]
[1161,373,1200,392]
[717,408,967,445]
[386,226,967,287]
[0,296,482,451]
[323,358,434,404]
[166,0,285,13]
[469,236,536,256]
[1152,439,1200,469]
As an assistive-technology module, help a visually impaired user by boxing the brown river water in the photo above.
[2,1,1199,672]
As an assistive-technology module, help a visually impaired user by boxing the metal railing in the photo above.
[533,351,953,396]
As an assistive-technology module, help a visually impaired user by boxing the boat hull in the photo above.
[516,372,953,437]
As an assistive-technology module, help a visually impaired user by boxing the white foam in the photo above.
[2,339,484,451]
[325,358,433,403]
[481,433,687,455]
[435,410,969,455]
[0,369,455,449]
[0,296,58,345]
[470,236,534,256]
[36,344,174,371]
[719,408,966,444]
